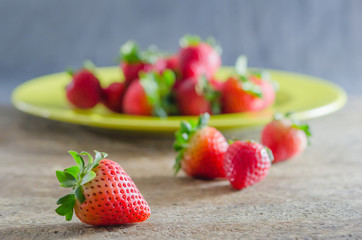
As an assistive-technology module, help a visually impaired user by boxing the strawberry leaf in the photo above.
[56,171,77,188]
[83,60,96,73]
[55,193,75,221]
[120,41,142,64]
[81,171,96,185]
[75,185,86,204]
[64,166,80,180]
[241,81,263,98]
[179,34,201,47]
[68,151,84,171]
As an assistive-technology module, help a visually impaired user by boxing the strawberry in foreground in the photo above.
[174,113,228,179]
[102,82,126,113]
[178,35,221,80]
[221,55,276,113]
[123,70,177,117]
[66,68,103,109]
[175,76,220,116]
[224,140,273,190]
[261,113,311,163]
[55,151,151,226]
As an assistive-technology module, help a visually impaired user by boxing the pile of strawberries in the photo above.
[174,113,311,190]
[66,35,277,116]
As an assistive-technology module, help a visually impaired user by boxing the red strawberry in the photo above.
[221,56,276,113]
[122,79,153,116]
[224,141,273,190]
[119,41,163,85]
[123,70,176,116]
[164,54,179,73]
[121,62,153,86]
[179,35,221,79]
[174,113,228,179]
[102,82,126,113]
[55,151,151,226]
[66,69,102,109]
[175,76,220,116]
[261,114,311,163]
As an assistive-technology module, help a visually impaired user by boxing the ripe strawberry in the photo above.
[55,150,151,226]
[261,114,311,163]
[175,76,220,116]
[123,70,177,116]
[66,69,102,109]
[119,41,164,86]
[122,79,153,116]
[224,141,273,190]
[178,35,221,79]
[174,113,228,179]
[102,82,126,113]
[221,56,276,113]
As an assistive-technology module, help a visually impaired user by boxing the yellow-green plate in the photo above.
[12,67,347,132]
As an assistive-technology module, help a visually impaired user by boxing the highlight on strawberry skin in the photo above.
[55,150,151,226]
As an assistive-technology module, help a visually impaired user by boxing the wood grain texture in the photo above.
[0,98,361,239]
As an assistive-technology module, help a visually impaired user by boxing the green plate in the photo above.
[12,67,347,132]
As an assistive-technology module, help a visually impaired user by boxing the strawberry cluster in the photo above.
[174,113,311,190]
[65,35,277,116]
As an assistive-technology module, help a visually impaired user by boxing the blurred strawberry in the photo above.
[119,41,164,86]
[175,76,220,116]
[261,113,311,163]
[102,82,126,113]
[221,56,276,113]
[66,65,102,109]
[178,35,221,80]
[123,70,177,116]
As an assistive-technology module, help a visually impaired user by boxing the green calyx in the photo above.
[274,112,312,144]
[173,113,210,175]
[235,55,279,97]
[195,76,221,114]
[55,150,108,221]
[179,34,222,54]
[65,60,96,78]
[120,41,165,64]
[139,70,177,117]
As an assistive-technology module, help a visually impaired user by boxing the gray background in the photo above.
[1,0,362,105]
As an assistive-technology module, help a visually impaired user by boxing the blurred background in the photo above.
[1,0,361,105]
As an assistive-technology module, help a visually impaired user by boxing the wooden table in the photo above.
[1,98,361,239]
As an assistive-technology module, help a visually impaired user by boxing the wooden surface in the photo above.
[0,98,362,240]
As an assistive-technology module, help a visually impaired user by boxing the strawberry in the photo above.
[119,41,164,86]
[224,140,273,190]
[178,35,221,80]
[220,56,276,113]
[174,113,228,179]
[123,70,177,117]
[261,114,311,163]
[175,76,220,116]
[102,82,126,113]
[66,68,102,109]
[55,150,151,226]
